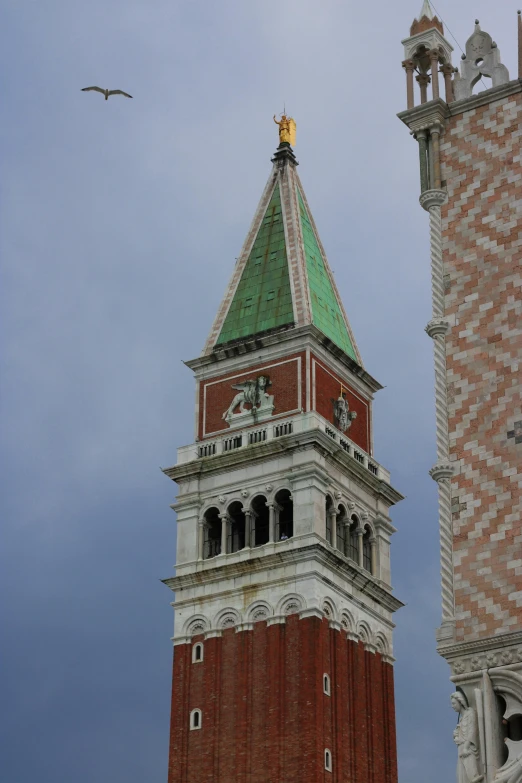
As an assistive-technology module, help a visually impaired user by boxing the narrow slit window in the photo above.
[190,709,202,730]
[192,643,203,663]
[325,749,332,772]
[323,674,331,695]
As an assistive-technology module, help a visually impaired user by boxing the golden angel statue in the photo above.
[273,113,296,146]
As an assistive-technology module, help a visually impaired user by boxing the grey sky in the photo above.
[2,1,519,781]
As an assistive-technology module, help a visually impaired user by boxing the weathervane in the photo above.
[273,112,296,146]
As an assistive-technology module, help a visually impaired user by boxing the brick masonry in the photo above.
[440,89,522,642]
[167,616,397,783]
[200,351,371,453]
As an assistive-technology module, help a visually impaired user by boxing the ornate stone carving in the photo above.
[419,188,448,211]
[454,21,510,101]
[240,489,249,498]
[219,611,240,629]
[451,692,484,783]
[222,376,275,427]
[281,596,304,616]
[454,659,467,675]
[486,653,499,668]
[186,617,210,636]
[333,391,357,433]
[426,317,451,339]
[470,656,484,672]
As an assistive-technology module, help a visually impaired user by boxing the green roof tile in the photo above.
[216,185,294,345]
[297,190,356,360]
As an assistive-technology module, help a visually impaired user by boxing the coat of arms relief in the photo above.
[222,375,275,428]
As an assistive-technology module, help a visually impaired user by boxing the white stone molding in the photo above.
[204,629,223,640]
[329,619,343,632]
[299,607,325,621]
[422,194,456,636]
[266,615,286,626]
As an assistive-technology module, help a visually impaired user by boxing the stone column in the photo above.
[243,509,252,548]
[370,537,378,577]
[441,64,455,103]
[268,503,276,543]
[329,509,338,549]
[197,521,205,560]
[402,59,415,109]
[429,50,440,99]
[219,513,229,556]
[357,528,364,568]
[417,130,429,194]
[420,188,456,643]
[431,126,442,189]
[416,73,431,104]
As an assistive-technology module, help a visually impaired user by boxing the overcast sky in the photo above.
[1,1,520,781]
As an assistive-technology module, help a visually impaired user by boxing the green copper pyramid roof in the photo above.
[216,185,294,345]
[297,189,356,360]
[204,146,362,366]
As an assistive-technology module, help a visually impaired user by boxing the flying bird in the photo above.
[81,86,133,100]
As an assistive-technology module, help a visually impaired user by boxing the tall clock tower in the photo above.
[162,124,403,782]
[399,3,522,781]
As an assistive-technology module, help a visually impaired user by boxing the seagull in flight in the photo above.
[81,86,133,101]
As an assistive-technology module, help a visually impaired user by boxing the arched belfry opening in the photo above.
[203,507,222,559]
[227,501,246,553]
[275,489,293,540]
[252,495,269,547]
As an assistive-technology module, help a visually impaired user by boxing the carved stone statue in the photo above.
[451,692,484,783]
[222,375,274,424]
[273,114,296,146]
[333,392,357,433]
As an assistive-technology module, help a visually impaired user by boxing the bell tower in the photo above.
[162,124,404,782]
[399,3,522,782]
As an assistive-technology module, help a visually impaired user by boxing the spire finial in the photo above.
[416,0,435,22]
[410,0,444,35]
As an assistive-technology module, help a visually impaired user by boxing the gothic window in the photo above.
[363,525,372,573]
[227,501,246,553]
[324,749,332,772]
[190,709,202,730]
[252,495,269,547]
[192,643,204,663]
[203,507,221,559]
[347,515,359,564]
[275,489,293,540]
[323,674,331,696]
[325,496,334,545]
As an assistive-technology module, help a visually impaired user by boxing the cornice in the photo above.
[162,542,404,615]
[162,427,404,506]
[397,97,450,133]
[398,81,522,132]
[185,324,383,394]
[447,78,522,118]
[439,630,522,660]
